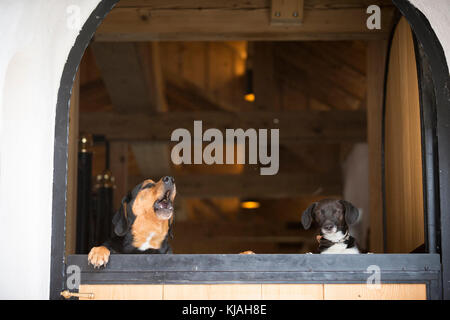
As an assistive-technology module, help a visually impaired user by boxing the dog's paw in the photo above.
[88,246,110,268]
[306,252,313,254]
[239,250,255,254]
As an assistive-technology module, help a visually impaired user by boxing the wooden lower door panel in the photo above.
[78,283,426,300]
[164,284,261,300]
[261,284,323,300]
[324,284,426,300]
[79,284,163,300]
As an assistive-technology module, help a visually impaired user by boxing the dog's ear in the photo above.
[340,200,359,225]
[301,203,316,230]
[112,194,131,237]
[168,216,174,239]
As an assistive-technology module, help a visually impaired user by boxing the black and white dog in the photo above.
[301,199,360,254]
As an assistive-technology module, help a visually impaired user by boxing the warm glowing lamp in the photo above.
[241,200,261,209]
[244,68,255,102]
[244,93,255,102]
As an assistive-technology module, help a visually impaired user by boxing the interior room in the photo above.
[65,3,424,257]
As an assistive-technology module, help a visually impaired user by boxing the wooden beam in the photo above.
[275,57,362,111]
[164,69,255,112]
[165,75,232,112]
[128,172,342,198]
[79,110,366,142]
[291,41,367,100]
[276,42,365,109]
[282,142,341,173]
[91,42,166,114]
[271,0,304,25]
[253,42,281,110]
[95,0,395,41]
[148,42,168,112]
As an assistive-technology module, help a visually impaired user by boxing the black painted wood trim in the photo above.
[51,0,450,302]
[414,35,440,254]
[67,254,442,299]
[68,254,440,273]
[393,0,450,300]
[50,0,119,300]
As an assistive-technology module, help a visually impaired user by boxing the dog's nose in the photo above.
[323,224,334,231]
[163,176,174,185]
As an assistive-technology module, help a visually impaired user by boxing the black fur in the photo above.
[301,199,360,254]
[100,181,173,254]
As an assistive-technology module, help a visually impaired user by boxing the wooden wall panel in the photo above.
[160,41,249,112]
[163,285,213,300]
[261,284,323,300]
[384,17,424,253]
[79,284,163,300]
[164,284,262,300]
[324,284,426,300]
[207,284,262,300]
[76,283,427,300]
[367,40,388,253]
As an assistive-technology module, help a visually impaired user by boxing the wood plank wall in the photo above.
[384,17,424,253]
[79,283,426,300]
[367,40,388,253]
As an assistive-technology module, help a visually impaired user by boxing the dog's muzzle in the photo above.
[153,176,175,219]
[321,223,337,235]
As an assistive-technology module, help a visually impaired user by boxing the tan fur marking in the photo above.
[131,178,176,250]
[132,214,169,249]
[88,246,110,268]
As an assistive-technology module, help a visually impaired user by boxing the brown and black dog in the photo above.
[88,176,176,268]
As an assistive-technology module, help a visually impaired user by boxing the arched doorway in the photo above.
[50,0,450,299]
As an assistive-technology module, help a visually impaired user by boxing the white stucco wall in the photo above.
[0,0,100,299]
[409,0,450,73]
[0,0,448,300]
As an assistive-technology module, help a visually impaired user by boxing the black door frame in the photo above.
[49,0,450,299]
[393,0,450,299]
